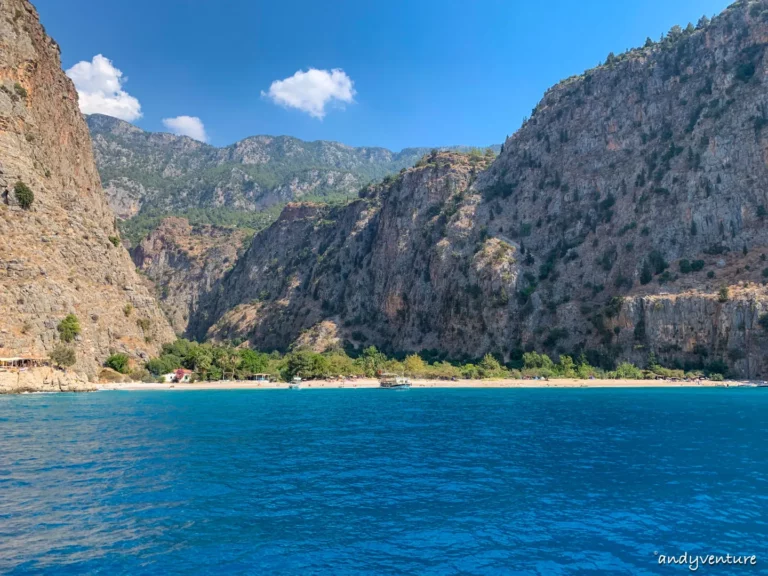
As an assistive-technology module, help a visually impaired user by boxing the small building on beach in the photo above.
[163,369,193,383]
[0,357,49,370]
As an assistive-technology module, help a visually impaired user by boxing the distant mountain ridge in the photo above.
[87,114,499,220]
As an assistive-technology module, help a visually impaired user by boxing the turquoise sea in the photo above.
[1,388,766,575]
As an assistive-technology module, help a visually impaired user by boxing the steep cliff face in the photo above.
[193,152,497,354]
[88,113,498,219]
[131,217,250,334]
[0,0,174,376]
[196,0,768,377]
[465,0,768,375]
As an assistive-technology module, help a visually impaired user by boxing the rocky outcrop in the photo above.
[617,287,766,376]
[131,217,250,334]
[194,1,768,377]
[0,0,175,376]
[0,367,96,393]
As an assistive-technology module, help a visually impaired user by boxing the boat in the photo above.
[289,376,302,390]
[379,374,411,389]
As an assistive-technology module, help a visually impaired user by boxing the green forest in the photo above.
[103,339,726,383]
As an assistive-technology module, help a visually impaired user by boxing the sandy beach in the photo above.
[98,378,729,391]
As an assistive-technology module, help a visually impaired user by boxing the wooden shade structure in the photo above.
[0,357,49,369]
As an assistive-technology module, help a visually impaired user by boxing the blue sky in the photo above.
[35,0,730,150]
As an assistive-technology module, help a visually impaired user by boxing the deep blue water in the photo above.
[1,389,767,575]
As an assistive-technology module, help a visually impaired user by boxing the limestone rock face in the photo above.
[131,217,250,334]
[618,289,767,376]
[192,153,496,353]
[0,0,174,376]
[193,1,768,377]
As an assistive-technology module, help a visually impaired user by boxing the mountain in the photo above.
[89,118,499,332]
[87,113,499,221]
[131,217,252,334]
[190,0,768,378]
[0,0,174,378]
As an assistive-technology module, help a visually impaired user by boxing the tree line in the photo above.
[109,339,726,383]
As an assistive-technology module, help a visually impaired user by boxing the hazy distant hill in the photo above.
[87,114,499,221]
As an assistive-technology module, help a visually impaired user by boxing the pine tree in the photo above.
[640,262,653,285]
[667,25,683,41]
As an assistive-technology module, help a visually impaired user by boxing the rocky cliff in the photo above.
[195,0,768,378]
[0,367,96,393]
[88,113,499,220]
[0,0,174,377]
[131,217,250,334]
[191,151,498,353]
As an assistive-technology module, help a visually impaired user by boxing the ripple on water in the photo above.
[0,388,767,574]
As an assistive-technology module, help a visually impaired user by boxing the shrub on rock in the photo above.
[50,345,76,367]
[14,181,33,209]
[105,353,130,374]
[57,314,81,342]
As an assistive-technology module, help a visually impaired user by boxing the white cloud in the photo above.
[66,54,142,121]
[262,68,355,119]
[162,116,208,142]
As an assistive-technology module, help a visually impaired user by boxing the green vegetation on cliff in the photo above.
[14,181,33,210]
[105,353,130,374]
[88,113,499,246]
[118,207,280,246]
[49,345,76,368]
[56,314,81,343]
[117,191,361,246]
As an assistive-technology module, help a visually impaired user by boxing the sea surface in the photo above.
[1,388,767,575]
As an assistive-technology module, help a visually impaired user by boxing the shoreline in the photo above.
[96,377,739,392]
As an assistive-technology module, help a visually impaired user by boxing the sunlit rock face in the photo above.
[0,0,174,376]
